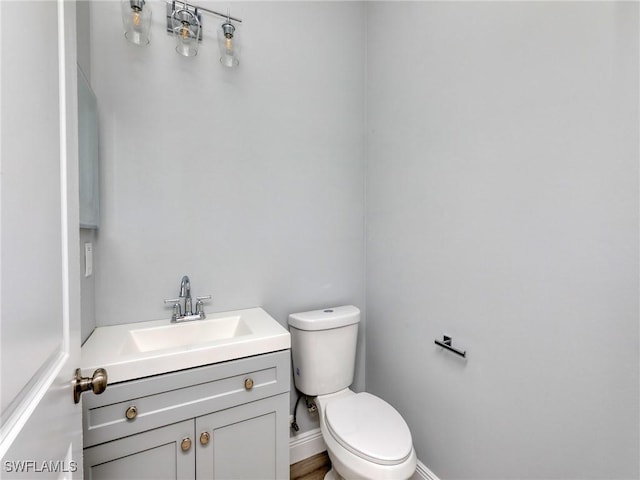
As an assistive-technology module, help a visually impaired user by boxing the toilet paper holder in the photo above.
[434,335,467,358]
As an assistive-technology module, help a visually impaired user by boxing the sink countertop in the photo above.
[81,307,291,384]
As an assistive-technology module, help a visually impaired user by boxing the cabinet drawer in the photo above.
[83,350,290,447]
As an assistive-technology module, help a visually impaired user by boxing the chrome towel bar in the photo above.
[434,335,466,358]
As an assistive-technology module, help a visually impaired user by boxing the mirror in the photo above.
[77,66,99,229]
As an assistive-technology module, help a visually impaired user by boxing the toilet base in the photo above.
[324,467,342,480]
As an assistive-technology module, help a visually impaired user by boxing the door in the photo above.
[196,394,289,480]
[83,420,196,480]
[1,0,84,477]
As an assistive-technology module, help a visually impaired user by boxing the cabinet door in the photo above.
[196,393,289,480]
[84,420,195,480]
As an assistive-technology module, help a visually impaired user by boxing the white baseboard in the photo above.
[289,427,327,465]
[289,430,439,480]
[412,459,440,480]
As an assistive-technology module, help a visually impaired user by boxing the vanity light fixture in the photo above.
[122,0,243,66]
[122,0,152,46]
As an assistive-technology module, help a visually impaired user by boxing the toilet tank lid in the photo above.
[288,305,360,331]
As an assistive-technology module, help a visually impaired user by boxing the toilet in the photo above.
[288,305,417,480]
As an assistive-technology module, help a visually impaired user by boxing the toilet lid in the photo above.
[325,392,413,466]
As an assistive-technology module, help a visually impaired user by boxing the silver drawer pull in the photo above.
[125,405,138,420]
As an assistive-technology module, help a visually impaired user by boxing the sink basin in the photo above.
[121,316,252,354]
[81,307,291,384]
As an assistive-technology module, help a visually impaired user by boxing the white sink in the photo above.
[121,316,252,354]
[81,308,290,384]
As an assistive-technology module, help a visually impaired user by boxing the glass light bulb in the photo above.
[122,0,151,45]
[132,10,141,27]
[219,21,239,67]
[172,10,200,57]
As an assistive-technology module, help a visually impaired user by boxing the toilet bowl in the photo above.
[316,389,417,480]
[288,306,417,480]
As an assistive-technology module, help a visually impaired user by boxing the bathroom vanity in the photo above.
[80,308,290,479]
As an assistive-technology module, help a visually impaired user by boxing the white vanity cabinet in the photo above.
[82,350,290,480]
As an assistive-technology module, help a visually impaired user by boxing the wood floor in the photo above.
[290,451,331,480]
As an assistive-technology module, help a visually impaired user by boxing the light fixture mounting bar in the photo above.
[166,1,242,24]
[196,4,242,23]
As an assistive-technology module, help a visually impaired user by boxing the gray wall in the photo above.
[366,2,639,479]
[87,1,366,430]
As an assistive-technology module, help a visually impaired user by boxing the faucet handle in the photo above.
[195,295,212,318]
[164,298,182,322]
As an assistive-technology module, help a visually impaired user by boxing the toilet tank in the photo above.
[288,305,360,396]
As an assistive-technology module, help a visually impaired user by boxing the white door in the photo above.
[1,1,85,477]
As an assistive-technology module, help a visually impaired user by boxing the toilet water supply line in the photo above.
[291,393,316,431]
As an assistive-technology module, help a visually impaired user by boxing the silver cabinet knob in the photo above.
[125,405,138,420]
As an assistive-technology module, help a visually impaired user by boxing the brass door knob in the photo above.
[125,405,138,420]
[244,378,254,390]
[73,368,108,404]
[200,431,210,445]
[181,437,192,452]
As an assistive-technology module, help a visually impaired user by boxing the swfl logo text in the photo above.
[3,460,78,473]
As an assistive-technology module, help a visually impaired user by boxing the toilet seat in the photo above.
[325,392,413,466]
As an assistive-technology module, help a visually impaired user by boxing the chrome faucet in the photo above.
[180,275,192,316]
[164,275,212,323]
